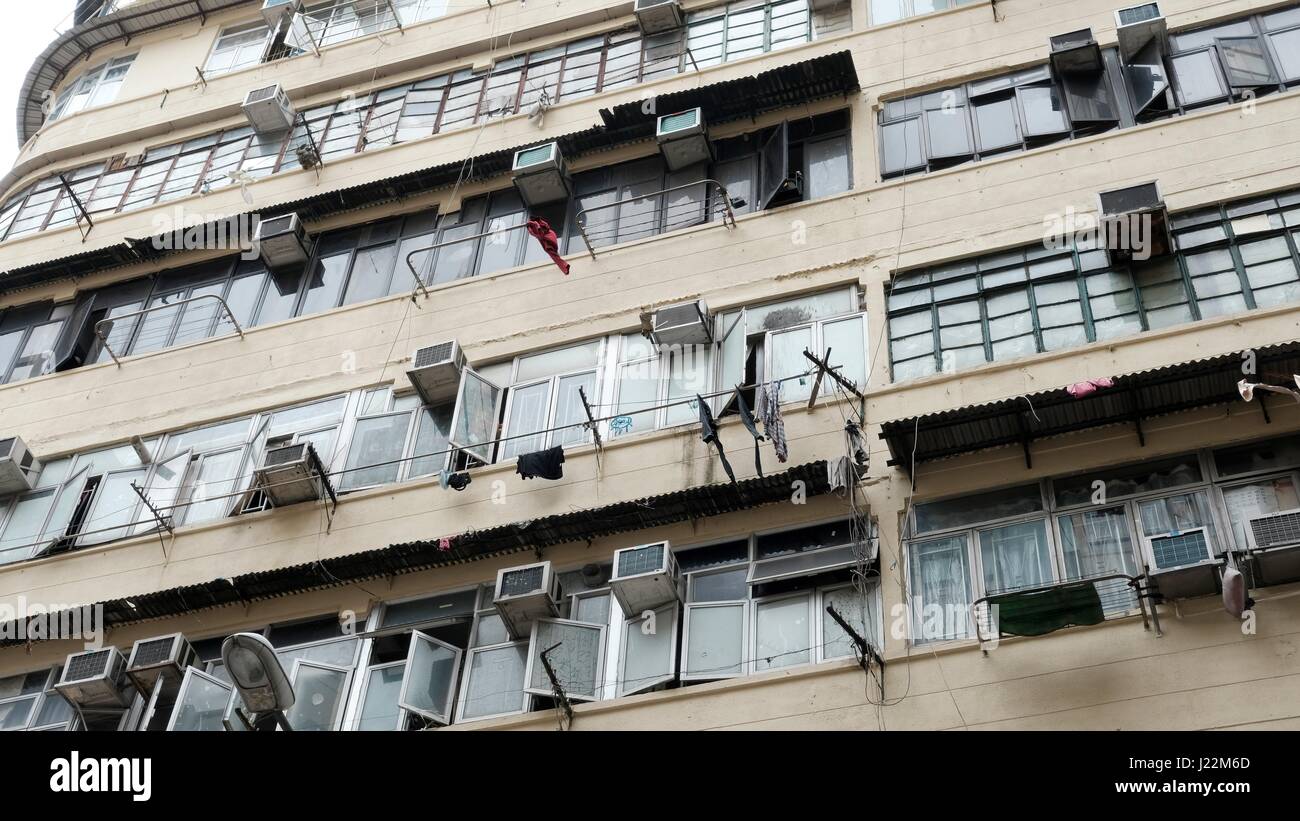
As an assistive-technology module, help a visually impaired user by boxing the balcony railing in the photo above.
[575,179,739,259]
[970,573,1158,648]
[93,294,245,366]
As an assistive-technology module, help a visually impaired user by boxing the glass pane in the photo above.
[9,322,63,381]
[342,244,398,305]
[1217,37,1275,87]
[924,107,972,159]
[770,326,815,402]
[515,339,602,381]
[754,595,810,671]
[472,612,509,647]
[614,357,659,437]
[400,634,459,721]
[340,412,411,490]
[33,691,74,728]
[0,490,57,564]
[974,96,1020,152]
[285,665,347,731]
[1017,85,1068,136]
[823,584,876,660]
[81,469,146,544]
[685,603,744,677]
[527,620,603,699]
[501,382,550,460]
[183,449,244,524]
[461,643,528,719]
[408,404,453,478]
[553,371,597,448]
[451,369,500,464]
[0,696,36,730]
[1057,507,1139,579]
[574,592,611,625]
[823,317,866,392]
[1270,29,1300,80]
[170,672,232,731]
[1171,50,1227,105]
[621,606,676,695]
[358,664,405,730]
[881,118,923,176]
[690,565,749,602]
[978,520,1053,594]
[909,534,972,641]
[299,253,351,316]
[914,484,1043,532]
[806,136,851,199]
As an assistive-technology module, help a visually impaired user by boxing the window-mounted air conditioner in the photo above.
[242,83,296,135]
[254,212,312,270]
[493,561,560,639]
[650,299,712,346]
[125,633,196,694]
[56,647,131,708]
[1049,28,1103,75]
[1097,181,1173,264]
[0,437,41,496]
[254,441,328,507]
[511,142,571,208]
[1147,526,1214,571]
[262,0,303,27]
[407,341,466,405]
[1115,3,1168,61]
[634,0,684,34]
[610,542,681,617]
[1248,509,1300,550]
[656,108,712,171]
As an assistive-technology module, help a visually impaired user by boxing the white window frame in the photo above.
[499,362,601,461]
[522,617,606,702]
[165,667,234,731]
[750,589,815,674]
[283,659,352,731]
[353,658,408,731]
[204,20,273,76]
[616,601,679,697]
[49,53,137,121]
[454,639,532,724]
[396,630,462,725]
[817,580,883,663]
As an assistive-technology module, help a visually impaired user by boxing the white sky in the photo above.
[0,6,81,173]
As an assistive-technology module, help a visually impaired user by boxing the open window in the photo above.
[165,668,234,732]
[283,660,349,731]
[757,121,794,209]
[396,631,462,725]
[523,617,606,702]
[1214,36,1277,89]
[456,640,530,722]
[449,368,502,465]
[133,449,191,535]
[617,602,679,697]
[1125,39,1172,118]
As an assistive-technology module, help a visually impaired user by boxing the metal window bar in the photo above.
[575,179,738,259]
[969,572,1156,646]
[93,293,245,366]
[403,220,534,297]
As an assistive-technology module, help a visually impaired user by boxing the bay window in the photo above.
[48,54,135,122]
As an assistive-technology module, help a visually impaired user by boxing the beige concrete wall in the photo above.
[3,0,1300,731]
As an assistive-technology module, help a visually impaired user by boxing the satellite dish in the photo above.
[221,632,295,715]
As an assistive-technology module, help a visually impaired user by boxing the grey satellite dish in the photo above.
[221,632,295,730]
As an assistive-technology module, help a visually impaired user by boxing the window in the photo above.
[0,302,71,383]
[205,21,271,76]
[612,333,713,438]
[869,0,980,25]
[48,54,136,121]
[888,188,1300,380]
[499,341,603,461]
[0,668,73,731]
[1221,475,1300,549]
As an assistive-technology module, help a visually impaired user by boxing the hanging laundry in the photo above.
[438,468,452,490]
[696,394,736,484]
[1238,376,1300,404]
[526,217,570,275]
[517,445,565,480]
[827,455,851,492]
[759,380,788,463]
[733,388,765,477]
[437,536,454,552]
[1066,376,1115,399]
[447,472,472,491]
[844,420,868,471]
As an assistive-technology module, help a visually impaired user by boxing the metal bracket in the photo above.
[575,179,737,259]
[93,293,245,366]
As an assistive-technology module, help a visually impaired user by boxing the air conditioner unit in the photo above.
[651,299,712,346]
[254,212,312,270]
[610,542,681,617]
[125,633,197,694]
[1115,3,1168,61]
[242,83,297,135]
[493,561,560,639]
[634,0,684,34]
[407,341,466,405]
[261,0,302,27]
[0,436,41,496]
[1049,28,1103,75]
[55,647,131,708]
[656,108,712,171]
[1248,509,1300,549]
[511,142,571,207]
[1147,527,1214,570]
[254,441,329,507]
[1097,181,1173,264]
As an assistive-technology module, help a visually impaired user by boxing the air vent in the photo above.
[511,142,571,207]
[126,633,197,694]
[651,299,712,346]
[1115,3,1167,61]
[1049,28,1103,75]
[407,340,466,404]
[254,212,312,270]
[1149,528,1212,570]
[0,436,41,496]
[656,108,712,171]
[493,561,559,638]
[56,647,130,707]
[254,441,330,507]
[1250,511,1300,549]
[634,0,684,34]
[242,83,296,134]
[610,542,681,617]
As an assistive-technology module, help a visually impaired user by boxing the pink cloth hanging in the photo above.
[1066,377,1115,399]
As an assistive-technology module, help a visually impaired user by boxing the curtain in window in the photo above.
[909,535,971,641]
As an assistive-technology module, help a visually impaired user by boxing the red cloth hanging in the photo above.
[526,217,570,275]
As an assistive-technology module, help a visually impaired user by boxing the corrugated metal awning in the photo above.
[0,460,831,645]
[878,341,1300,470]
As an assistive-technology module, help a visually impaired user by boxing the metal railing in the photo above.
[970,572,1157,646]
[403,221,535,297]
[93,293,245,366]
[575,179,739,259]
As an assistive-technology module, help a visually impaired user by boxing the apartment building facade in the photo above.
[0,0,1297,732]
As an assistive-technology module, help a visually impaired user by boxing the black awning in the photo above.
[0,51,859,295]
[879,341,1300,470]
[0,461,830,645]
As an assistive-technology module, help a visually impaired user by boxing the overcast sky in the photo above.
[0,6,79,173]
